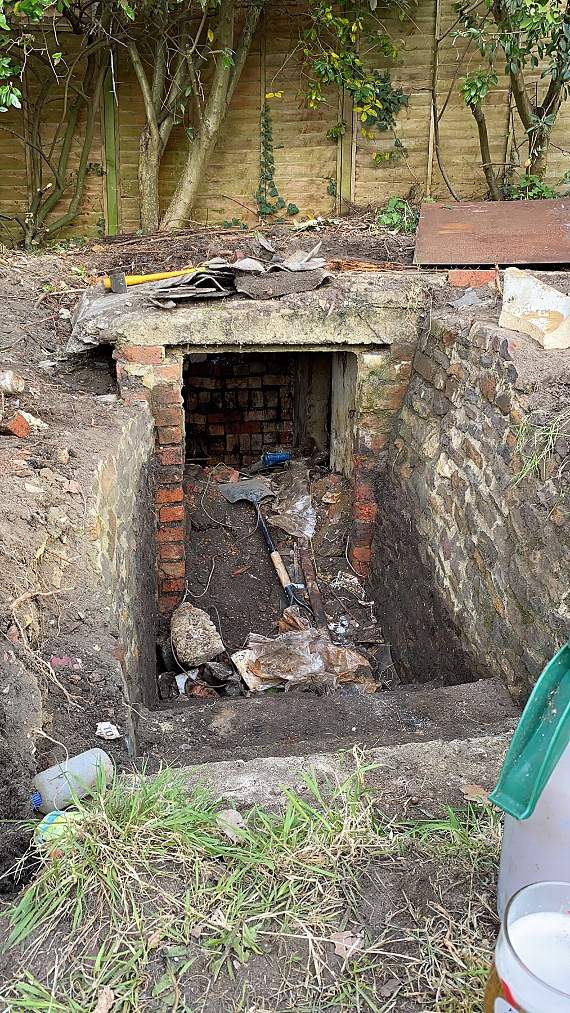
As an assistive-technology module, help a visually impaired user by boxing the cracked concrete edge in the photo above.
[68,272,445,353]
[174,732,513,810]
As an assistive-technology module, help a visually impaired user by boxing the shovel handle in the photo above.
[256,506,313,615]
[256,507,294,588]
[270,550,292,590]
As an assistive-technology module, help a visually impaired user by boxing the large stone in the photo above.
[499,268,570,349]
[171,603,224,667]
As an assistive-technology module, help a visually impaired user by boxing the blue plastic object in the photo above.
[261,451,291,468]
[31,790,42,810]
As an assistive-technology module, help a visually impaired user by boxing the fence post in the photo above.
[337,88,355,210]
[102,64,120,236]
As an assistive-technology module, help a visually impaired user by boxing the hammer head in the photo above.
[109,269,127,294]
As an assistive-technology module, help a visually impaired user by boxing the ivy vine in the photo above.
[255,104,299,218]
[302,2,411,165]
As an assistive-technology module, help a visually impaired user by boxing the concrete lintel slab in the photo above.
[69,272,437,354]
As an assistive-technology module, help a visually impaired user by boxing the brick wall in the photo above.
[184,354,294,468]
[115,344,186,617]
[114,338,422,613]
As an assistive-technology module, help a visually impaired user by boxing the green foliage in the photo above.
[377,195,418,232]
[460,70,498,108]
[302,0,410,161]
[326,119,346,141]
[222,217,247,229]
[456,0,570,90]
[455,0,570,178]
[372,135,407,164]
[0,55,21,110]
[255,103,298,219]
[505,173,560,200]
[327,176,337,196]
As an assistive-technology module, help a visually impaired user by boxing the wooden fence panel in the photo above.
[354,0,436,206]
[0,2,568,240]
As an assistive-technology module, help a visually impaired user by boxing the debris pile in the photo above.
[108,238,331,308]
[158,460,388,703]
[232,628,375,694]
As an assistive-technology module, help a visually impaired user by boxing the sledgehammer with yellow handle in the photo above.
[104,265,197,292]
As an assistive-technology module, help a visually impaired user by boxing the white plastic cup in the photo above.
[494,881,570,1012]
[32,748,113,813]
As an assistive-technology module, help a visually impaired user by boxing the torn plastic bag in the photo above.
[231,629,375,693]
[269,465,316,538]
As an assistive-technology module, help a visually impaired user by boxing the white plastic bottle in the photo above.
[497,744,570,919]
[31,748,113,813]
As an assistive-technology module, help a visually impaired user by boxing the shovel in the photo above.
[218,479,312,615]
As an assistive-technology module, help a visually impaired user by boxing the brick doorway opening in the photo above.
[117,343,406,617]
[183,351,339,468]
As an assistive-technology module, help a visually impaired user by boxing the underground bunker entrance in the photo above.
[153,348,389,716]
[182,350,353,470]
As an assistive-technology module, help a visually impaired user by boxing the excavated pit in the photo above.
[63,267,570,761]
[3,262,568,866]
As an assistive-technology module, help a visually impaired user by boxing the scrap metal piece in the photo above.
[235,268,330,299]
[109,269,127,293]
[414,198,570,266]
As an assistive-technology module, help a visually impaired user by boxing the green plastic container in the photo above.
[490,641,570,820]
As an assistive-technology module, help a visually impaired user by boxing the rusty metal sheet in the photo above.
[414,199,570,266]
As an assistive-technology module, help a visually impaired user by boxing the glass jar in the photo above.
[485,882,570,1012]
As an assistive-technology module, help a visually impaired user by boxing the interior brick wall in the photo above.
[184,354,294,468]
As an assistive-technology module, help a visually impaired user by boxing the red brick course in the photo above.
[157,426,183,446]
[115,345,164,365]
[158,541,185,560]
[155,486,184,504]
[156,446,184,467]
[448,269,498,289]
[159,504,185,523]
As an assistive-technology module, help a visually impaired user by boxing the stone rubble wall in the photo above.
[88,406,157,709]
[371,309,569,700]
[350,346,417,574]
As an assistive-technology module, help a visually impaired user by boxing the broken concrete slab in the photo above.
[499,267,570,349]
[175,732,511,811]
[68,272,444,354]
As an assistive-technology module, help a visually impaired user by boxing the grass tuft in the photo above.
[0,760,501,1012]
[514,403,570,486]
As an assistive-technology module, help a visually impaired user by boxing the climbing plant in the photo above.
[0,0,125,246]
[301,1,410,163]
[456,0,570,199]
[255,103,298,218]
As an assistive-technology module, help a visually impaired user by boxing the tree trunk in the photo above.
[471,101,501,200]
[529,133,550,177]
[138,125,161,233]
[160,120,220,231]
[161,0,264,231]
